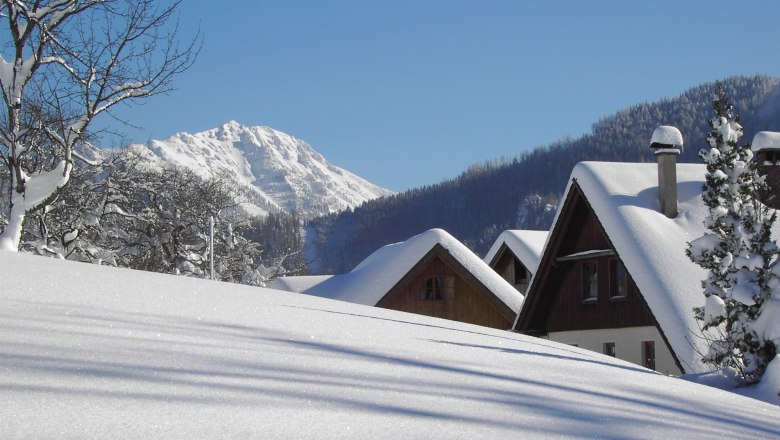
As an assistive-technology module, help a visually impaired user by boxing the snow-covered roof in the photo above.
[752,131,780,152]
[304,228,524,313]
[547,161,778,373]
[269,275,332,293]
[483,230,549,275]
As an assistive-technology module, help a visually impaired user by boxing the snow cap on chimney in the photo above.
[650,125,683,154]
[651,126,682,218]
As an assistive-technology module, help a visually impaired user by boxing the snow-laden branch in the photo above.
[0,0,199,251]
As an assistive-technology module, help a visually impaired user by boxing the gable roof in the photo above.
[517,161,732,373]
[301,228,524,313]
[484,230,549,274]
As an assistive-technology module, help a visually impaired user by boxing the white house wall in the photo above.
[547,326,682,375]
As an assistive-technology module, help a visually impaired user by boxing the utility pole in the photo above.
[209,215,215,280]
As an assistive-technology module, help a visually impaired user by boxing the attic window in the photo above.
[582,261,598,302]
[514,259,531,292]
[424,277,443,300]
[610,259,628,299]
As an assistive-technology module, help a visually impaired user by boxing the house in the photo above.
[514,127,780,375]
[272,228,524,329]
[754,130,780,209]
[484,230,548,293]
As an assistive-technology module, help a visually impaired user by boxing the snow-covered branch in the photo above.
[0,0,199,251]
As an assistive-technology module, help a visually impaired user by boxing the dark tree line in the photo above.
[308,75,780,274]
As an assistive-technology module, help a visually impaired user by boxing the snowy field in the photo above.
[2,252,780,439]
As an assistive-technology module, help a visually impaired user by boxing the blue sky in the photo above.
[101,1,780,192]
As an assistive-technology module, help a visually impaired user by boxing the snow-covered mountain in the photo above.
[130,121,393,218]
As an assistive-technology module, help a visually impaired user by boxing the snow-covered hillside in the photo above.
[130,121,392,218]
[2,252,780,438]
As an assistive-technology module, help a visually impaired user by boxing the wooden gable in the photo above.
[376,244,516,329]
[488,244,531,292]
[514,181,661,335]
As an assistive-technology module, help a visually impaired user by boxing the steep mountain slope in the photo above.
[308,75,780,274]
[132,121,393,218]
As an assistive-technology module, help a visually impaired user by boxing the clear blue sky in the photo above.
[100,0,780,192]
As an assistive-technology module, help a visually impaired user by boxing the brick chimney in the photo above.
[751,131,780,209]
[650,126,683,218]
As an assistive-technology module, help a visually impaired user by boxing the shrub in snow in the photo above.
[687,82,779,383]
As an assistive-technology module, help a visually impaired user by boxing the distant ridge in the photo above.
[129,121,393,219]
[307,75,780,274]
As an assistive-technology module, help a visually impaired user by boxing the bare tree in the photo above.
[0,0,198,251]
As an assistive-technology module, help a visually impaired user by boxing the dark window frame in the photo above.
[642,340,656,370]
[609,258,629,300]
[424,276,443,300]
[581,261,598,303]
[514,259,531,292]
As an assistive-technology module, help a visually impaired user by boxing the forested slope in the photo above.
[307,76,780,274]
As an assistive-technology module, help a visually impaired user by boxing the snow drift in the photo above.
[1,252,779,438]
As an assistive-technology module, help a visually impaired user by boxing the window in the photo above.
[444,276,455,299]
[603,342,616,357]
[515,260,531,292]
[582,261,598,302]
[424,277,443,300]
[642,341,656,370]
[763,150,780,164]
[610,259,628,299]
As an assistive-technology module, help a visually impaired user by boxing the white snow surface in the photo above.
[483,229,549,274]
[301,228,524,314]
[752,131,780,152]
[650,125,684,147]
[129,121,393,218]
[2,252,780,439]
[269,274,333,293]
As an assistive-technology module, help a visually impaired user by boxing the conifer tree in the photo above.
[687,82,778,382]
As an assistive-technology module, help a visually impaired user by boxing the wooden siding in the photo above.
[491,249,530,293]
[757,160,780,209]
[376,248,514,329]
[517,183,656,333]
[543,191,655,332]
[515,181,684,373]
[492,248,515,281]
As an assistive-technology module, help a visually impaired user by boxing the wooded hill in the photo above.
[306,75,780,274]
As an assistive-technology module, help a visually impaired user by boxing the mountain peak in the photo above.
[135,123,393,219]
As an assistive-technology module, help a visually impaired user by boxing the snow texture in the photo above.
[2,251,780,438]
[559,162,780,373]
[128,121,393,218]
[294,229,524,314]
[650,125,684,147]
[752,131,780,152]
[269,274,333,293]
[482,230,549,274]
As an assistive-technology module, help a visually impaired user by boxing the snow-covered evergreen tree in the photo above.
[687,83,778,382]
